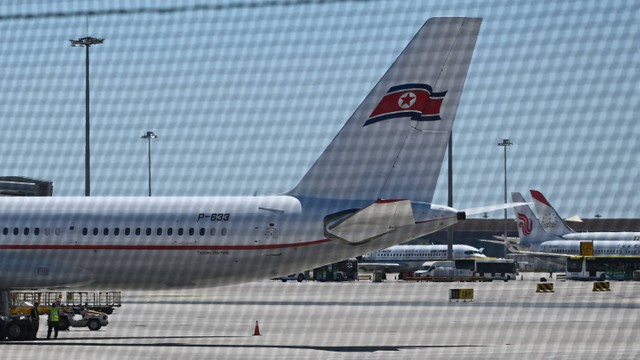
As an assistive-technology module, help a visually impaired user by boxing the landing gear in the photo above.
[7,320,27,341]
[0,290,39,341]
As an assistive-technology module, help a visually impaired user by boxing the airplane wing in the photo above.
[480,236,571,258]
[479,238,511,245]
[505,249,574,258]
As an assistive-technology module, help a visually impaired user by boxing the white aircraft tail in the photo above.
[289,18,482,202]
[511,192,555,247]
[530,190,574,237]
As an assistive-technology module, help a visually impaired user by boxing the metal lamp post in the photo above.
[497,138,513,241]
[70,36,104,197]
[141,131,157,197]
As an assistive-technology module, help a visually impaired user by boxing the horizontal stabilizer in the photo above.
[462,202,530,216]
[325,200,415,244]
[565,215,583,222]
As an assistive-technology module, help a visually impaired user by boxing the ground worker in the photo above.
[28,302,40,340]
[47,303,60,339]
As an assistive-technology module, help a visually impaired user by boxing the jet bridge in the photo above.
[0,176,53,196]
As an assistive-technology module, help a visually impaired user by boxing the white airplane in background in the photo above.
[530,189,640,241]
[359,244,486,273]
[505,192,640,258]
[0,18,520,311]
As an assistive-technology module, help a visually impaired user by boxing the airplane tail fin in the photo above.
[511,192,555,247]
[530,190,574,237]
[289,18,482,202]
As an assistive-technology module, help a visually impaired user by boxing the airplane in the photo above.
[0,18,512,313]
[530,189,640,241]
[504,192,640,257]
[358,244,486,273]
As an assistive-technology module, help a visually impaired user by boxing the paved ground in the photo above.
[4,273,639,359]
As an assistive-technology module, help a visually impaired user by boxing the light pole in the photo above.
[497,138,513,241]
[447,132,454,260]
[70,36,104,197]
[141,131,157,197]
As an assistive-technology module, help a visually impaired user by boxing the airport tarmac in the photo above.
[4,273,639,359]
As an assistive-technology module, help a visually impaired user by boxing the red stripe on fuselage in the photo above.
[0,239,332,251]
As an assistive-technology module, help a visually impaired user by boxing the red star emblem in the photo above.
[398,92,416,109]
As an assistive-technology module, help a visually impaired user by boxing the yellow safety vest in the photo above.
[48,308,59,322]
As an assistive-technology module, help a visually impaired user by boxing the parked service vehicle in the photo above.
[0,313,36,341]
[413,261,455,277]
[413,259,519,281]
[275,273,306,282]
[58,307,109,331]
[9,301,108,332]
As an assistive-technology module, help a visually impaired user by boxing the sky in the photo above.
[0,0,637,218]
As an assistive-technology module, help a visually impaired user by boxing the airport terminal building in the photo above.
[0,176,53,197]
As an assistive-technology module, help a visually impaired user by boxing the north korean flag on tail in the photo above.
[363,83,447,127]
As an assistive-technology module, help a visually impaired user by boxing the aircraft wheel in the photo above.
[296,273,305,282]
[7,321,26,341]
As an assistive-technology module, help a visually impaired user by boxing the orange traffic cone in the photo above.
[253,321,261,336]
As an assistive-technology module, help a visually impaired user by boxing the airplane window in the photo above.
[55,228,61,236]
[93,228,99,236]
[146,228,152,236]
[13,227,19,235]
[2,228,7,235]
[199,228,205,236]
[189,228,195,236]
[124,228,130,236]
[135,228,141,236]
[102,228,108,236]
[167,228,173,236]
[114,228,120,236]
[178,228,184,236]
[44,228,50,236]
[83,228,88,236]
[34,228,39,236]
[221,228,227,236]
[157,228,162,236]
[210,228,216,236]
[24,228,29,236]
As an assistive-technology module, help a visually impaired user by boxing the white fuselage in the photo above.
[560,232,640,241]
[359,244,486,272]
[537,240,640,256]
[0,196,460,290]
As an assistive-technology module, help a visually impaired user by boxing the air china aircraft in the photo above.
[359,244,486,273]
[507,192,640,257]
[0,17,515,307]
[530,189,640,241]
